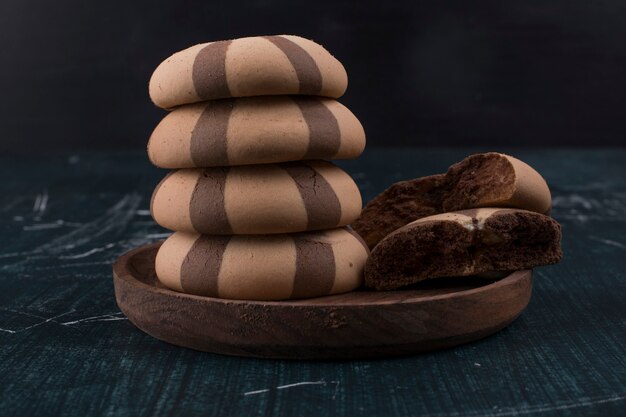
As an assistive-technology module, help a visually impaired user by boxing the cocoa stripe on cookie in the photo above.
[190,99,234,166]
[189,167,232,234]
[264,36,323,95]
[292,97,341,159]
[291,236,335,298]
[282,163,342,230]
[180,235,231,297]
[192,40,232,100]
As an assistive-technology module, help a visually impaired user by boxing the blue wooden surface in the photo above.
[0,148,624,417]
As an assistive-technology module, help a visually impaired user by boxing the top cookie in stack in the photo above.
[149,35,348,108]
[147,35,369,301]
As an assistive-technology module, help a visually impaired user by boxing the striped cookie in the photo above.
[353,152,552,249]
[150,160,362,234]
[155,227,369,300]
[365,208,562,290]
[148,96,365,168]
[149,35,348,109]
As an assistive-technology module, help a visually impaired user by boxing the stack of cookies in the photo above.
[352,153,563,289]
[147,35,369,301]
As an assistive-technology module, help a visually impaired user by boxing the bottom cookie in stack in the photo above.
[155,227,369,301]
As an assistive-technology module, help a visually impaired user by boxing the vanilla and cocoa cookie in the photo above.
[148,96,365,168]
[149,35,347,109]
[150,160,362,235]
[353,153,552,248]
[365,208,562,290]
[155,227,369,300]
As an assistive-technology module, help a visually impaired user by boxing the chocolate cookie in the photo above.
[353,153,552,248]
[148,96,365,168]
[365,208,562,290]
[155,227,369,300]
[150,160,362,235]
[149,35,347,109]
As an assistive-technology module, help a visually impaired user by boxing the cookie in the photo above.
[150,160,362,235]
[353,153,552,249]
[365,208,562,290]
[353,174,447,250]
[149,35,348,109]
[148,96,365,168]
[155,227,369,300]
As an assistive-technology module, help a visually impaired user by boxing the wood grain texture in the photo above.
[1,150,625,417]
[114,243,532,359]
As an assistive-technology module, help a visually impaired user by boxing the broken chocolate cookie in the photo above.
[365,208,562,290]
[352,153,552,249]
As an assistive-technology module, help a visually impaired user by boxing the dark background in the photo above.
[1,0,625,151]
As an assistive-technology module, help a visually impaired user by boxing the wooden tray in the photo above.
[113,243,532,359]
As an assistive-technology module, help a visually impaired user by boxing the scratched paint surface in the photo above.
[0,149,624,417]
